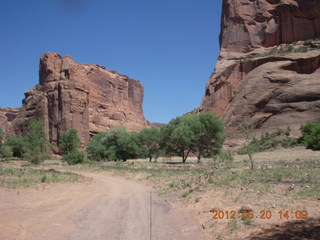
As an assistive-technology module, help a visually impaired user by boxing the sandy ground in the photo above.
[0,171,205,240]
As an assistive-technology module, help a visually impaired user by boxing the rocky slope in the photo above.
[13,53,148,149]
[200,0,320,135]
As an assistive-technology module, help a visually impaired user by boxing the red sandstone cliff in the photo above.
[200,0,320,136]
[13,53,148,149]
[0,107,19,139]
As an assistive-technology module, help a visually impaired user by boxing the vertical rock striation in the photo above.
[13,53,148,150]
[0,107,20,139]
[200,0,320,135]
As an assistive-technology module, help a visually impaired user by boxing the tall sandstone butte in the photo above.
[13,53,148,149]
[200,0,320,135]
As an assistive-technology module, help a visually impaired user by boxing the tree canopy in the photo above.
[160,113,225,163]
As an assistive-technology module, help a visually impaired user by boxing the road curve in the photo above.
[0,171,205,240]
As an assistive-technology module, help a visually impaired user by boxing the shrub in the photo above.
[87,127,140,162]
[0,129,3,147]
[87,132,108,161]
[23,150,47,165]
[218,149,234,163]
[239,118,256,169]
[62,151,85,165]
[300,122,320,150]
[6,135,28,158]
[27,118,49,154]
[59,129,81,154]
[18,118,51,164]
[0,145,13,160]
[237,128,298,155]
[59,129,84,165]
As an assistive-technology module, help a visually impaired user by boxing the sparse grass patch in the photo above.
[213,167,320,198]
[0,168,83,189]
[242,218,256,226]
[228,219,239,233]
[182,188,194,198]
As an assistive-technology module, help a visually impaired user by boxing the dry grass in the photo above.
[0,168,84,189]
[65,146,320,239]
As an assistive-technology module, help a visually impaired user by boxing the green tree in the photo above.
[191,113,226,162]
[160,114,226,163]
[0,145,13,160]
[24,118,49,164]
[138,128,161,162]
[59,129,81,154]
[87,127,140,162]
[300,122,320,150]
[59,129,84,165]
[27,118,48,153]
[239,118,256,169]
[6,135,27,158]
[0,129,3,147]
[87,132,108,161]
[160,116,194,163]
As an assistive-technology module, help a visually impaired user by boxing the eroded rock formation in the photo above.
[13,53,148,149]
[0,108,19,138]
[200,0,320,136]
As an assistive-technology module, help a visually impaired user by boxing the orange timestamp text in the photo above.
[211,210,308,220]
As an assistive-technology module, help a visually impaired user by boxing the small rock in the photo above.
[201,220,213,229]
[288,184,295,191]
[202,223,206,229]
[240,204,253,212]
[209,207,221,213]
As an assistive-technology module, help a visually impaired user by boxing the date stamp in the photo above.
[211,210,308,220]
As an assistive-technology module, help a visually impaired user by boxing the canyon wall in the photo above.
[13,53,148,149]
[200,0,320,136]
[0,107,19,139]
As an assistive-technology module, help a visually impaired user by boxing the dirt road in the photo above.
[0,171,205,240]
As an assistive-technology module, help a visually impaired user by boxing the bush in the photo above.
[300,122,320,150]
[0,129,3,147]
[237,128,298,155]
[87,127,140,162]
[62,151,85,165]
[0,145,13,160]
[23,118,50,164]
[87,132,108,161]
[6,135,27,158]
[59,129,84,165]
[218,149,234,163]
[59,129,81,154]
[23,150,47,165]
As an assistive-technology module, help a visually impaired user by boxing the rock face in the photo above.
[200,0,320,135]
[13,53,148,149]
[0,108,19,138]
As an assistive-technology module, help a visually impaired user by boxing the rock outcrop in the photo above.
[0,108,19,138]
[200,0,320,136]
[13,53,148,149]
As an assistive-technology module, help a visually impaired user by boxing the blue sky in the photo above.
[0,0,222,123]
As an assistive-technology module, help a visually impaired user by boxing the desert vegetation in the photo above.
[87,113,225,163]
[0,168,83,189]
[1,119,50,164]
[1,117,320,239]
